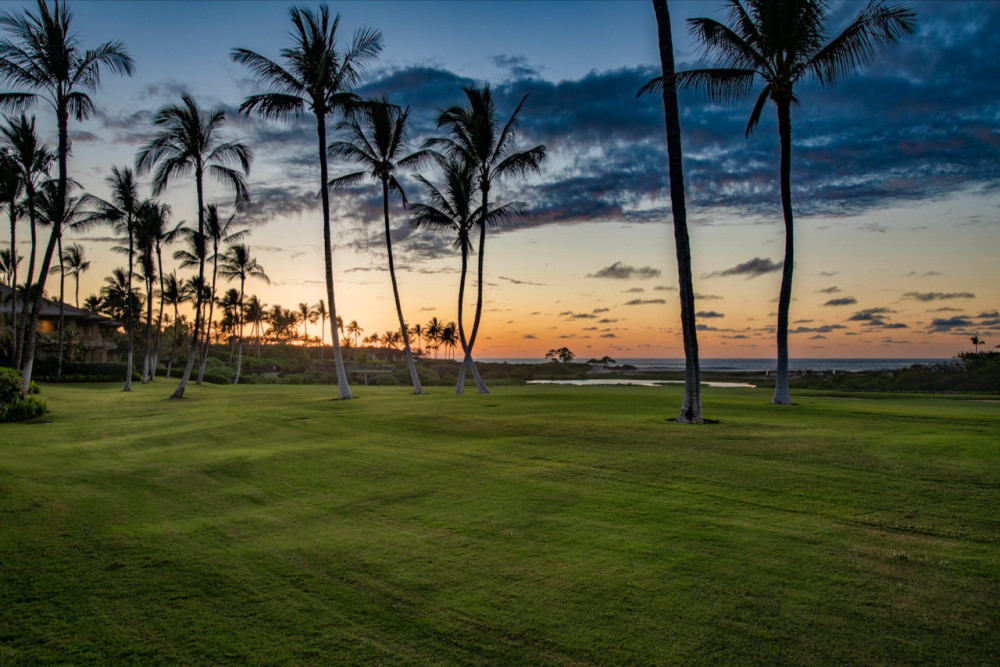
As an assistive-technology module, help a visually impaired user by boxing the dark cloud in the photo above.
[976,311,999,319]
[824,297,857,306]
[522,334,537,339]
[817,286,841,294]
[705,257,783,279]
[696,310,724,318]
[902,291,976,302]
[790,324,848,334]
[491,54,542,79]
[593,307,610,313]
[498,276,545,286]
[848,307,896,322]
[624,298,666,306]
[588,261,662,280]
[928,316,974,332]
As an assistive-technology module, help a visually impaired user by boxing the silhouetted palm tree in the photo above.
[641,0,915,404]
[219,242,268,383]
[1,113,51,368]
[160,270,183,378]
[314,299,328,356]
[196,204,247,384]
[426,84,546,394]
[0,148,20,358]
[59,242,88,307]
[647,0,702,423]
[297,301,317,342]
[0,0,133,391]
[84,165,141,389]
[243,294,265,357]
[411,156,521,392]
[233,4,382,400]
[136,92,251,398]
[140,200,181,376]
[330,98,426,393]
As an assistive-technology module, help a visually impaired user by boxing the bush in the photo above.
[32,361,132,383]
[0,395,46,423]
[375,373,400,386]
[0,367,46,423]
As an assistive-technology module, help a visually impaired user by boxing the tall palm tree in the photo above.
[0,0,133,392]
[330,98,426,393]
[140,200,181,377]
[641,0,915,404]
[58,242,88,307]
[84,165,141,390]
[196,204,247,384]
[243,294,265,357]
[1,113,51,369]
[647,0,702,423]
[346,318,362,348]
[232,4,382,400]
[136,92,251,399]
[411,156,521,391]
[99,267,141,329]
[424,316,442,358]
[426,84,546,394]
[219,242,268,384]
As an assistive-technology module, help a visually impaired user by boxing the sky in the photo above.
[2,0,998,360]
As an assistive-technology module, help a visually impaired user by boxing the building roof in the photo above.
[0,284,123,328]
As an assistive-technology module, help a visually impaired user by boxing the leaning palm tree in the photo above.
[232,4,382,400]
[0,0,133,392]
[136,92,251,399]
[410,156,522,392]
[219,242,268,384]
[641,0,915,404]
[330,98,426,394]
[84,166,142,390]
[425,84,547,394]
[647,0,702,423]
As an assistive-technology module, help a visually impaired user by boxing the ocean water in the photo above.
[483,358,952,373]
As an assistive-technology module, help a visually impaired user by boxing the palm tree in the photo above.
[314,299,328,356]
[330,98,426,393]
[99,267,141,329]
[0,149,20,359]
[1,113,51,369]
[232,4,382,400]
[346,319,362,348]
[425,316,442,358]
[140,200,181,377]
[641,0,915,404]
[646,0,702,423]
[243,294,265,357]
[160,270,184,378]
[58,242,88,307]
[297,301,317,343]
[219,242,268,384]
[0,0,133,392]
[84,166,142,390]
[409,322,423,354]
[425,84,546,394]
[411,156,521,390]
[136,93,251,399]
[196,204,247,384]
[440,322,458,360]
[970,334,984,355]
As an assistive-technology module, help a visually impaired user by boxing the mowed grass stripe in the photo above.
[1,383,997,664]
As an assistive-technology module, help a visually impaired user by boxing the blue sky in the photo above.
[3,0,998,358]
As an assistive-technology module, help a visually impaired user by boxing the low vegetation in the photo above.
[2,383,997,663]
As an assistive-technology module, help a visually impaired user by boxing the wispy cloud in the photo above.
[705,257,783,279]
[588,261,662,280]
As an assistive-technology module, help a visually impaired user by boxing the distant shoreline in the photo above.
[480,358,951,373]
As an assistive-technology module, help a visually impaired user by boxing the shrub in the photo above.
[0,395,46,423]
[375,373,400,386]
[0,366,23,403]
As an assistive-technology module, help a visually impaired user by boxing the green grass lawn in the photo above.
[2,382,998,665]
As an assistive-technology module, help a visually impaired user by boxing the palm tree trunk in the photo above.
[56,236,65,378]
[14,198,37,370]
[654,0,702,423]
[171,169,205,399]
[458,190,490,395]
[455,242,484,393]
[383,180,422,394]
[197,242,220,384]
[317,113,352,399]
[142,273,154,382]
[9,204,17,366]
[123,224,134,391]
[152,246,166,378]
[234,278,245,384]
[772,100,794,406]
[167,300,179,378]
[20,105,68,394]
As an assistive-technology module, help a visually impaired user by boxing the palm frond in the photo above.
[676,67,758,104]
